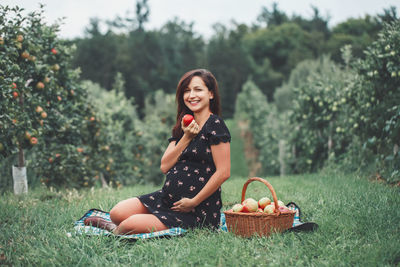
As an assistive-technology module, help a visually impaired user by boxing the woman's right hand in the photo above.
[181,119,200,139]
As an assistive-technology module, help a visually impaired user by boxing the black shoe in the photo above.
[84,216,116,231]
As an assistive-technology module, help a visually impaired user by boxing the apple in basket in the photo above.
[242,198,258,213]
[232,203,244,212]
[278,206,290,213]
[257,208,263,213]
[264,204,275,214]
[271,200,286,207]
[258,197,271,209]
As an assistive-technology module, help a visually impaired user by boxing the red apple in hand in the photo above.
[182,114,194,126]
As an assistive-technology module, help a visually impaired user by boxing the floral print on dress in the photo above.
[137,114,231,229]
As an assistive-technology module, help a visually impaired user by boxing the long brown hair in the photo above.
[171,69,221,140]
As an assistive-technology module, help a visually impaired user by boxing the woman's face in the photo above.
[183,76,214,114]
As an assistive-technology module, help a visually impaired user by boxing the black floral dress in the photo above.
[138,114,231,229]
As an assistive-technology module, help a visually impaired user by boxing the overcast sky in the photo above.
[2,0,399,39]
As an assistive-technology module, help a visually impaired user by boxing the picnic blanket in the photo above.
[70,202,317,240]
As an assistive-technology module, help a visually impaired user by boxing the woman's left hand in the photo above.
[171,198,196,213]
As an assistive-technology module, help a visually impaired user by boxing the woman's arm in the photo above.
[171,142,231,212]
[160,120,200,174]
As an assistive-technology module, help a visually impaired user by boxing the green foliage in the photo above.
[235,80,290,175]
[0,5,109,189]
[73,17,205,113]
[140,90,176,184]
[206,23,253,117]
[238,20,400,183]
[349,20,400,182]
[289,56,356,172]
[83,78,142,186]
[71,3,393,119]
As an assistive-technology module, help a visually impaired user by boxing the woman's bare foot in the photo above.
[84,216,117,232]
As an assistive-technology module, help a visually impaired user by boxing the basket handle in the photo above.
[241,177,280,212]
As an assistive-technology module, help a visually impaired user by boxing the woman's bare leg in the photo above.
[113,214,168,235]
[109,197,149,225]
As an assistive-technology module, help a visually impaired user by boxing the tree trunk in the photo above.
[100,172,109,188]
[13,80,28,194]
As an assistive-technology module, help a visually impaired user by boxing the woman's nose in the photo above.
[189,89,196,98]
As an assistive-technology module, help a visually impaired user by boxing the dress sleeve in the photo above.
[205,115,231,145]
[168,136,178,143]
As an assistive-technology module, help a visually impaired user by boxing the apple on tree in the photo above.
[36,82,45,90]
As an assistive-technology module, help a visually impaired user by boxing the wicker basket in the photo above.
[223,177,295,237]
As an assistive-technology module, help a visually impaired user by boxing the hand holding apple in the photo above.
[181,114,199,138]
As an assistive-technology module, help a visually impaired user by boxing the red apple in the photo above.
[51,48,57,54]
[41,112,47,119]
[242,198,258,213]
[36,82,45,90]
[36,106,43,113]
[21,51,29,59]
[25,131,31,140]
[258,197,271,209]
[182,114,194,126]
[232,203,244,212]
[12,83,17,89]
[278,206,290,213]
[30,137,38,145]
[12,91,19,99]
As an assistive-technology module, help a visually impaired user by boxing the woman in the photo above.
[84,69,231,234]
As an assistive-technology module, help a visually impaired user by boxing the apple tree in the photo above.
[349,20,400,182]
[0,5,110,189]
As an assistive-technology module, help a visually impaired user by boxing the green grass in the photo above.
[1,171,399,266]
[225,119,248,178]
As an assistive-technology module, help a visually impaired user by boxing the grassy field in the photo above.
[1,171,399,266]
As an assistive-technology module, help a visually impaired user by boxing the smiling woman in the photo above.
[85,69,231,235]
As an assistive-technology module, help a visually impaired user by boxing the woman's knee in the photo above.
[115,214,167,235]
[109,197,148,225]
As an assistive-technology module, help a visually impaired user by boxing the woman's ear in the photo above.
[209,91,214,100]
